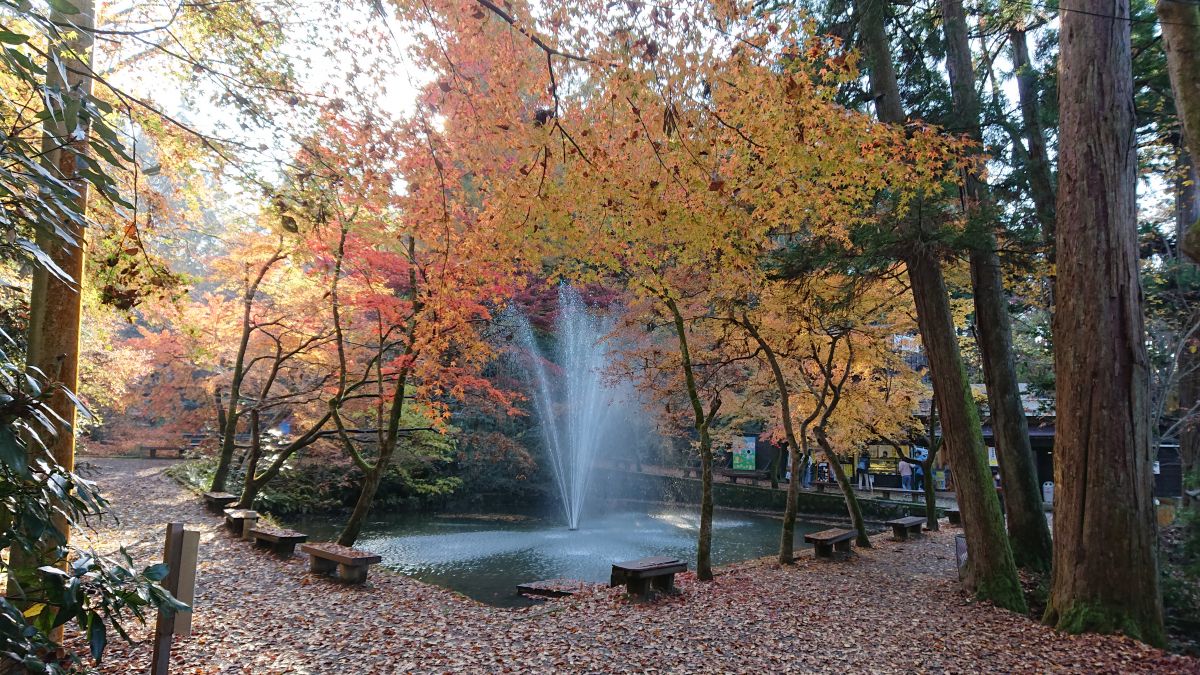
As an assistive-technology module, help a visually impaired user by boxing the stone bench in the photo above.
[203,492,237,513]
[223,509,259,539]
[875,487,925,502]
[887,516,925,540]
[804,528,856,559]
[139,445,184,459]
[249,526,308,557]
[610,556,687,599]
[300,543,382,584]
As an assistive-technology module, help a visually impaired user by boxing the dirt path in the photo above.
[66,458,1196,674]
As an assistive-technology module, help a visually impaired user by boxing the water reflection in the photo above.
[289,504,831,607]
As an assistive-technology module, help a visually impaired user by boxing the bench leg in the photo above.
[650,573,676,594]
[908,525,923,538]
[834,538,852,554]
[337,563,369,584]
[626,578,650,598]
[814,543,833,558]
[891,526,907,540]
[253,538,271,550]
[273,542,297,557]
[310,556,337,576]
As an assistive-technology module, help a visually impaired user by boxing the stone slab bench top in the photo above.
[203,492,237,501]
[887,516,926,527]
[611,556,687,573]
[223,509,258,519]
[300,542,382,566]
[804,528,856,543]
[249,526,307,542]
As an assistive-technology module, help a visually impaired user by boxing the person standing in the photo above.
[856,448,871,490]
[899,458,914,491]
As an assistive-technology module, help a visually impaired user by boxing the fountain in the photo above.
[517,286,623,530]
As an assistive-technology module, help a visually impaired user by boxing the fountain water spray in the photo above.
[518,286,623,530]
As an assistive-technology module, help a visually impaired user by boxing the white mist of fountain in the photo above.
[517,286,624,530]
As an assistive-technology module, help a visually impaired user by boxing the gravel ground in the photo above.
[63,458,1199,674]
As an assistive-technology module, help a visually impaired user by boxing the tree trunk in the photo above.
[1043,0,1164,644]
[941,0,1053,572]
[1178,153,1200,507]
[1158,0,1200,261]
[13,2,96,643]
[780,434,805,563]
[1010,27,1057,253]
[211,250,281,492]
[924,395,941,531]
[907,251,1026,612]
[23,0,95,534]
[667,297,716,581]
[813,428,870,547]
[856,0,1022,610]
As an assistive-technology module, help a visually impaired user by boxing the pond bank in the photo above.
[67,458,1196,673]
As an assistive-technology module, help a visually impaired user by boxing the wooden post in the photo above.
[172,529,200,638]
[151,524,184,675]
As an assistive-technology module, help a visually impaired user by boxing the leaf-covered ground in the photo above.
[66,458,1198,673]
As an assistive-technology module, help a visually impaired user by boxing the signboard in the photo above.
[734,436,757,470]
[933,469,949,491]
[987,447,999,467]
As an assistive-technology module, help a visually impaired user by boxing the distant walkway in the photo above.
[605,462,961,508]
[63,457,1191,673]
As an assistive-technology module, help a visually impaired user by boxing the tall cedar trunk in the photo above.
[24,0,94,534]
[11,3,96,638]
[1178,154,1200,506]
[856,0,1023,610]
[813,428,871,547]
[667,298,715,581]
[907,251,1026,611]
[1158,0,1200,261]
[941,0,1052,572]
[1044,0,1164,643]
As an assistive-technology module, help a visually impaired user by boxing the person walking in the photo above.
[913,461,925,492]
[899,458,914,491]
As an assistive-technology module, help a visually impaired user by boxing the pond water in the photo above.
[289,503,836,607]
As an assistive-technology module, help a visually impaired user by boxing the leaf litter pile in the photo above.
[65,459,1198,673]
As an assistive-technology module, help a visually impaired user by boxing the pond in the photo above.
[289,502,837,607]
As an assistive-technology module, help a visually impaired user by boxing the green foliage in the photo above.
[0,1,133,281]
[0,348,182,670]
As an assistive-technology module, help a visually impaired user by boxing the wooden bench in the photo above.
[203,492,238,513]
[140,445,184,459]
[887,516,925,540]
[249,526,307,557]
[610,556,687,599]
[804,528,856,558]
[716,468,769,484]
[300,543,383,584]
[946,508,961,526]
[223,509,259,539]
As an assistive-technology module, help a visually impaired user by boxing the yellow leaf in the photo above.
[22,603,45,618]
